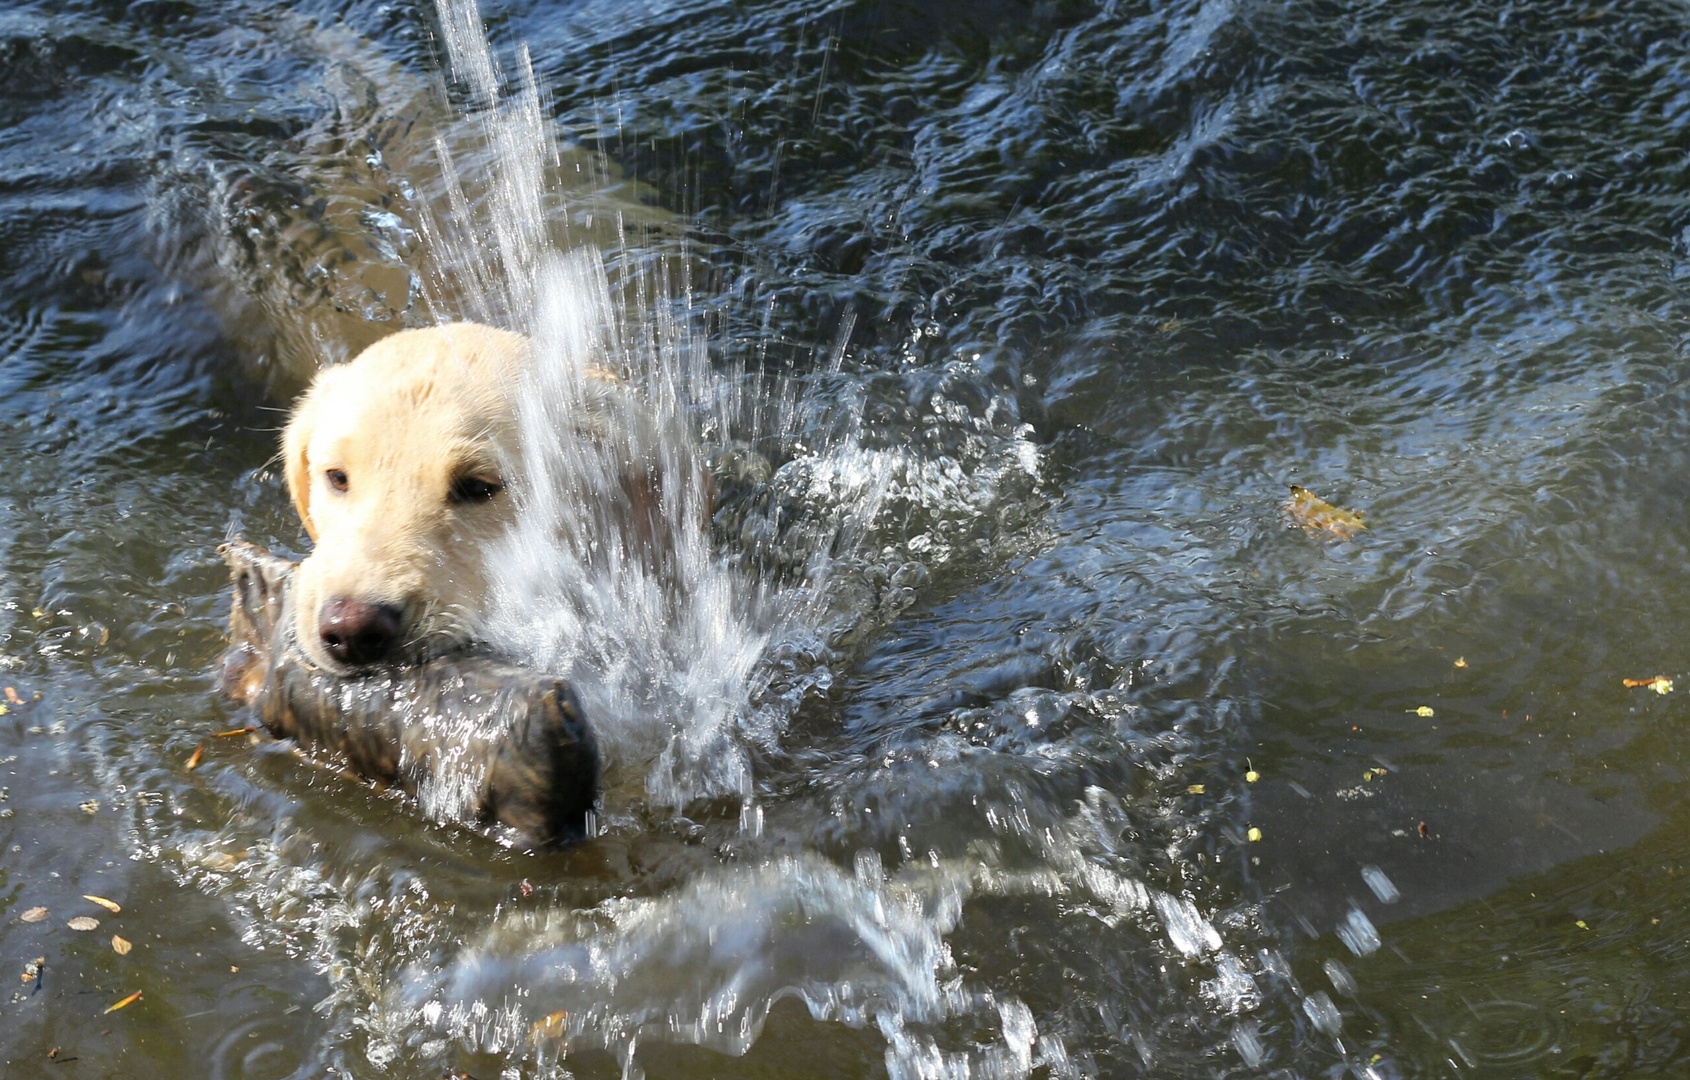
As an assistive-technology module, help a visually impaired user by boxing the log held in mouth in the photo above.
[219,540,599,847]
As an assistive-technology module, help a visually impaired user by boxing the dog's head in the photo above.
[282,324,527,674]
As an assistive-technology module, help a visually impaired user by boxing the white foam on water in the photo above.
[387,793,1252,1077]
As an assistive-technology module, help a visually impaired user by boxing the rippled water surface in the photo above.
[9,0,1690,1076]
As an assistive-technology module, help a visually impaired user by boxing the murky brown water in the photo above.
[8,0,1690,1076]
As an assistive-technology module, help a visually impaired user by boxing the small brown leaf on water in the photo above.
[212,726,256,738]
[1285,485,1366,540]
[21,957,43,983]
[103,989,141,1014]
[67,916,99,932]
[20,906,48,923]
[83,895,121,914]
[111,935,132,956]
[185,744,204,770]
[1623,676,1674,695]
[3,687,23,706]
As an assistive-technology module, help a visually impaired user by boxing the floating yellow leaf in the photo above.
[111,935,132,956]
[1623,677,1674,695]
[530,1009,570,1042]
[1245,769,1260,783]
[20,906,47,923]
[83,895,121,914]
[1284,485,1366,540]
[1454,657,1467,668]
[1186,784,1206,794]
[66,916,99,931]
[185,744,204,771]
[1575,920,1589,930]
[1408,706,1434,717]
[1247,827,1263,842]
[103,989,142,1014]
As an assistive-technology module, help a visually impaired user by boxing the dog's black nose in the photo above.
[317,597,404,666]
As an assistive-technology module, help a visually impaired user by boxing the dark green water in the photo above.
[6,0,1690,1076]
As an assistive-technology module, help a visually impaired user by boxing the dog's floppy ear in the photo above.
[282,379,323,541]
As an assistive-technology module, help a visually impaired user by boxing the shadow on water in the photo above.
[6,0,1690,1076]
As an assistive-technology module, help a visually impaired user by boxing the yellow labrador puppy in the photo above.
[282,323,527,672]
[283,322,675,674]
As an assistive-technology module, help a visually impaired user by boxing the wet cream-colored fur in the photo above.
[282,324,530,673]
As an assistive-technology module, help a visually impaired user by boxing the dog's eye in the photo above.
[449,475,504,504]
[325,468,349,493]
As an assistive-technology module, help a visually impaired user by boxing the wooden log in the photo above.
[219,540,598,847]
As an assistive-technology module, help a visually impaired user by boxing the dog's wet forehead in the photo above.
[309,369,514,492]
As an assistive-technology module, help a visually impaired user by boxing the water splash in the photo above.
[186,0,1128,1072]
[366,12,1077,1051]
[380,783,1251,1079]
[414,0,890,812]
